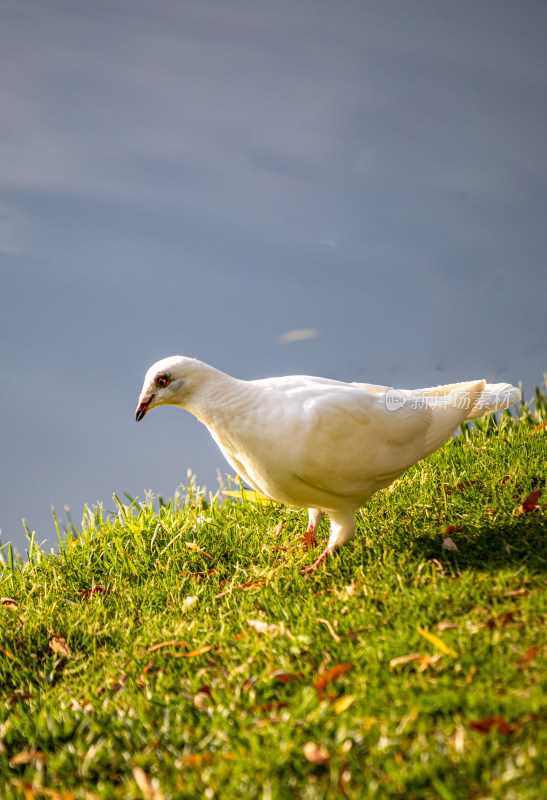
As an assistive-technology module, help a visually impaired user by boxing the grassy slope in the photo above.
[1,392,546,800]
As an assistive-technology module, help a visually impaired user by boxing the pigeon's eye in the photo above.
[156,374,170,388]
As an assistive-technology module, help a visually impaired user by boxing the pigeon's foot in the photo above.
[302,521,318,550]
[301,547,330,574]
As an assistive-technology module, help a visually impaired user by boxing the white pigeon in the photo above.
[135,356,520,571]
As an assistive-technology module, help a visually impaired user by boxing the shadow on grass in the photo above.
[398,515,547,575]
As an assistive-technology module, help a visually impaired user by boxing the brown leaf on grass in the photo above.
[184,541,215,560]
[79,586,107,599]
[137,665,154,688]
[516,647,539,668]
[443,524,464,536]
[193,685,213,710]
[268,521,286,536]
[1,597,18,609]
[42,788,78,800]
[469,716,513,735]
[303,742,330,765]
[176,752,233,768]
[148,640,189,652]
[180,645,214,658]
[465,666,478,685]
[518,489,541,514]
[389,653,442,672]
[459,480,477,490]
[268,669,304,684]
[443,537,459,552]
[10,749,48,765]
[253,717,286,728]
[531,422,547,434]
[5,690,31,705]
[504,588,529,597]
[314,662,353,693]
[485,612,519,630]
[49,635,70,657]
[239,579,267,591]
[132,765,164,800]
[253,701,289,712]
[108,673,130,692]
[436,621,459,631]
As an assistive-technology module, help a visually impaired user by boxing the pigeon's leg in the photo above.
[303,508,323,549]
[302,511,356,573]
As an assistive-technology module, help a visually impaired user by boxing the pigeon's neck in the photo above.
[183,366,251,430]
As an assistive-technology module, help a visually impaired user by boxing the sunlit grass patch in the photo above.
[0,387,545,799]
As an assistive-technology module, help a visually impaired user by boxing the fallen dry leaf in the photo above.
[248,619,292,637]
[485,612,519,630]
[389,653,426,669]
[253,717,285,728]
[79,586,107,599]
[465,665,478,685]
[137,664,154,687]
[443,524,464,536]
[518,489,541,514]
[456,480,477,491]
[108,673,130,692]
[416,626,458,658]
[443,537,459,552]
[185,541,215,560]
[132,765,164,800]
[148,640,189,652]
[253,701,289,712]
[268,669,304,684]
[302,525,318,549]
[176,752,233,768]
[531,422,547,433]
[504,588,529,597]
[268,521,286,536]
[303,742,330,765]
[193,686,213,710]
[1,597,18,609]
[389,653,442,672]
[436,621,459,632]
[314,662,353,693]
[49,635,71,657]
[469,716,513,735]
[10,749,48,765]
[333,695,355,714]
[317,617,341,642]
[516,646,539,668]
[180,645,214,658]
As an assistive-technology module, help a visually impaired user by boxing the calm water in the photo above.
[1,0,546,554]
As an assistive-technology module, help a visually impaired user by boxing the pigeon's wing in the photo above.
[293,380,486,501]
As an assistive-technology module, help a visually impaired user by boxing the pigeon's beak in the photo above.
[135,394,154,422]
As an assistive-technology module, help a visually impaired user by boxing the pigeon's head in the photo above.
[135,355,203,421]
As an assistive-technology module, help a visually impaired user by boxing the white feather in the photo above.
[136,357,521,569]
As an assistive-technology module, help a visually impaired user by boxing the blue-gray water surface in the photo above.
[1,0,546,555]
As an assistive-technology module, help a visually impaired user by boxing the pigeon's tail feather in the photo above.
[465,382,521,419]
[400,379,520,420]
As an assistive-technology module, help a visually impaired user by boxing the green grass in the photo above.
[1,389,546,800]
